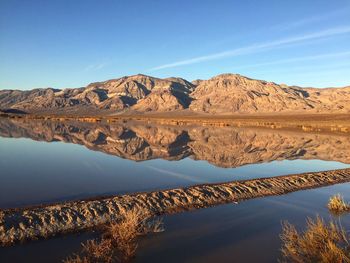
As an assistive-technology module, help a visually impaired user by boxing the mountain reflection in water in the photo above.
[1,117,349,168]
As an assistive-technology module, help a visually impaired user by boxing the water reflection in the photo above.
[1,117,350,168]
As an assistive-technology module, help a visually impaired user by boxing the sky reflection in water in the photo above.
[0,118,349,208]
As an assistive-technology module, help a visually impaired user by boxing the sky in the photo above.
[0,0,350,90]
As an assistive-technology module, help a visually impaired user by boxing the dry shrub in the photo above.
[64,207,164,263]
[0,210,4,223]
[280,216,350,263]
[64,239,114,263]
[328,194,350,215]
[102,207,163,262]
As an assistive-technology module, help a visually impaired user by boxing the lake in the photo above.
[0,117,350,262]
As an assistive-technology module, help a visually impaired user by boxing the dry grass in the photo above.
[64,239,115,263]
[0,210,4,223]
[64,207,164,263]
[102,208,163,262]
[280,216,350,263]
[328,194,350,215]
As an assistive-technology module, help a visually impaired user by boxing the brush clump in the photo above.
[0,210,4,223]
[328,194,350,215]
[64,207,163,263]
[280,216,350,263]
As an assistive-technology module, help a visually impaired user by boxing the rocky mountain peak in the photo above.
[1,73,349,115]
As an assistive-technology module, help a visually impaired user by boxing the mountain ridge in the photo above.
[1,73,350,115]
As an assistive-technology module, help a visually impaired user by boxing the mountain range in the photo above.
[1,73,350,115]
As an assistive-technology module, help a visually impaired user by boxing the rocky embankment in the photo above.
[1,168,350,245]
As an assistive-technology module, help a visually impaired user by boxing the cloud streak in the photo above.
[234,51,350,70]
[149,26,350,71]
[270,9,349,31]
[84,63,106,72]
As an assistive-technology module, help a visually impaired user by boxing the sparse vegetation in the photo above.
[64,207,164,263]
[0,210,4,224]
[328,194,350,215]
[64,239,114,263]
[280,216,350,263]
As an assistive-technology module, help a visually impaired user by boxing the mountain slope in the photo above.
[0,74,195,114]
[0,73,349,115]
[190,74,350,114]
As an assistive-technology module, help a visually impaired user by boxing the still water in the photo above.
[1,117,350,262]
[0,117,350,208]
[1,184,350,263]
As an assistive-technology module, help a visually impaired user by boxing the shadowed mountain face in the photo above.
[1,118,350,168]
[1,73,350,114]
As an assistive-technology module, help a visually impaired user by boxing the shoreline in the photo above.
[1,168,350,246]
[1,113,350,133]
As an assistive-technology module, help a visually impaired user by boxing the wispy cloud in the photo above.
[149,26,350,71]
[234,51,350,70]
[84,63,107,72]
[243,63,350,80]
[271,9,348,31]
[271,65,350,79]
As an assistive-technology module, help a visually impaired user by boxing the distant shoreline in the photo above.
[1,112,350,133]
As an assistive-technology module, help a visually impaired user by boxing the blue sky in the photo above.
[0,0,350,90]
